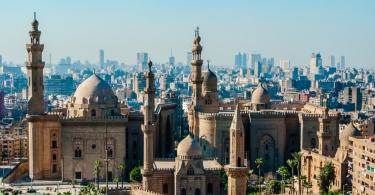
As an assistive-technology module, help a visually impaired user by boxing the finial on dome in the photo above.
[34,12,36,20]
[207,59,210,70]
[31,12,39,31]
[148,59,153,72]
[195,26,199,36]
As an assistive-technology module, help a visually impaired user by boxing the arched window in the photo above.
[181,189,186,195]
[207,183,213,193]
[91,109,96,116]
[195,188,200,195]
[187,165,194,175]
[163,183,168,193]
[108,147,113,158]
[310,138,316,149]
[75,147,82,158]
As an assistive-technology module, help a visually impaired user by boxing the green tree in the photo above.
[113,177,120,188]
[130,166,142,182]
[1,151,7,161]
[300,175,307,193]
[303,181,312,194]
[292,152,302,195]
[117,163,126,187]
[221,169,228,190]
[277,166,289,193]
[62,192,71,195]
[318,161,336,194]
[93,160,103,189]
[70,178,77,188]
[255,158,263,194]
[287,159,297,194]
[266,180,282,194]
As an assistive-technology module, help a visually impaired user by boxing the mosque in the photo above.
[25,16,355,195]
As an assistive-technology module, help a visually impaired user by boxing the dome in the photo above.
[177,135,202,158]
[72,74,117,105]
[251,84,270,104]
[202,69,217,91]
[340,122,361,146]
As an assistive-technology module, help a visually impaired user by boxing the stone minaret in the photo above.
[141,60,156,190]
[188,27,203,139]
[26,12,45,115]
[225,101,248,195]
[27,14,61,180]
[317,99,332,156]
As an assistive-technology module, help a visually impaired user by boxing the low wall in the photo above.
[3,160,28,183]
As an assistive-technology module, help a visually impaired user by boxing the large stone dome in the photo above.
[340,122,361,146]
[202,69,217,92]
[177,135,202,158]
[251,84,270,104]
[72,74,117,105]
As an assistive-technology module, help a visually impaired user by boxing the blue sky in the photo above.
[0,0,374,68]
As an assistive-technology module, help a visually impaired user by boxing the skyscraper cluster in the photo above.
[137,52,148,72]
[234,52,247,69]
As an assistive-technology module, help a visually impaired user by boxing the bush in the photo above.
[130,166,142,182]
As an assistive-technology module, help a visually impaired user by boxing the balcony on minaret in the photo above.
[317,131,332,139]
[141,123,155,134]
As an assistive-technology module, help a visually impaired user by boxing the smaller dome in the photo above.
[251,84,270,104]
[203,69,217,92]
[177,135,201,158]
[340,122,361,146]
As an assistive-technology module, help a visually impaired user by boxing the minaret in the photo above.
[317,99,333,156]
[26,12,45,115]
[225,101,248,195]
[141,60,156,190]
[188,27,204,139]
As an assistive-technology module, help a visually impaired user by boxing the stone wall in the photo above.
[3,160,28,183]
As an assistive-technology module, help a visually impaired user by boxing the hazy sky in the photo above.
[0,0,374,68]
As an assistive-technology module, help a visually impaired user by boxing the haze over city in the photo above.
[0,0,374,67]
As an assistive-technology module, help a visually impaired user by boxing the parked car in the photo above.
[26,189,37,193]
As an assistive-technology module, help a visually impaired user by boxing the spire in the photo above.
[148,59,152,73]
[207,59,210,70]
[230,99,244,131]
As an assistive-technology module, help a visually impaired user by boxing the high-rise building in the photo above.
[66,56,71,65]
[254,61,262,78]
[309,53,322,75]
[234,52,247,69]
[137,52,148,72]
[250,53,261,70]
[337,55,345,70]
[280,60,290,70]
[169,50,175,67]
[186,52,192,66]
[327,55,335,67]
[99,49,104,70]
[0,55,2,66]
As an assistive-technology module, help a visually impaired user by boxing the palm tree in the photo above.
[318,161,336,194]
[255,158,263,194]
[299,175,307,194]
[303,181,312,194]
[292,152,303,194]
[113,177,120,188]
[277,166,289,193]
[287,159,297,194]
[117,163,126,187]
[94,160,103,189]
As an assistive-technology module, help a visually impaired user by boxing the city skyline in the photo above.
[0,0,374,68]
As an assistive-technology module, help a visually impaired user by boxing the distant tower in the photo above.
[188,27,204,139]
[225,101,248,195]
[169,49,175,67]
[141,60,156,190]
[26,12,45,115]
[0,55,2,66]
[338,55,345,70]
[99,49,104,69]
[317,99,333,156]
[309,53,322,75]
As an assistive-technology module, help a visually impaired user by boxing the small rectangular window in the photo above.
[52,140,58,148]
[75,172,82,179]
